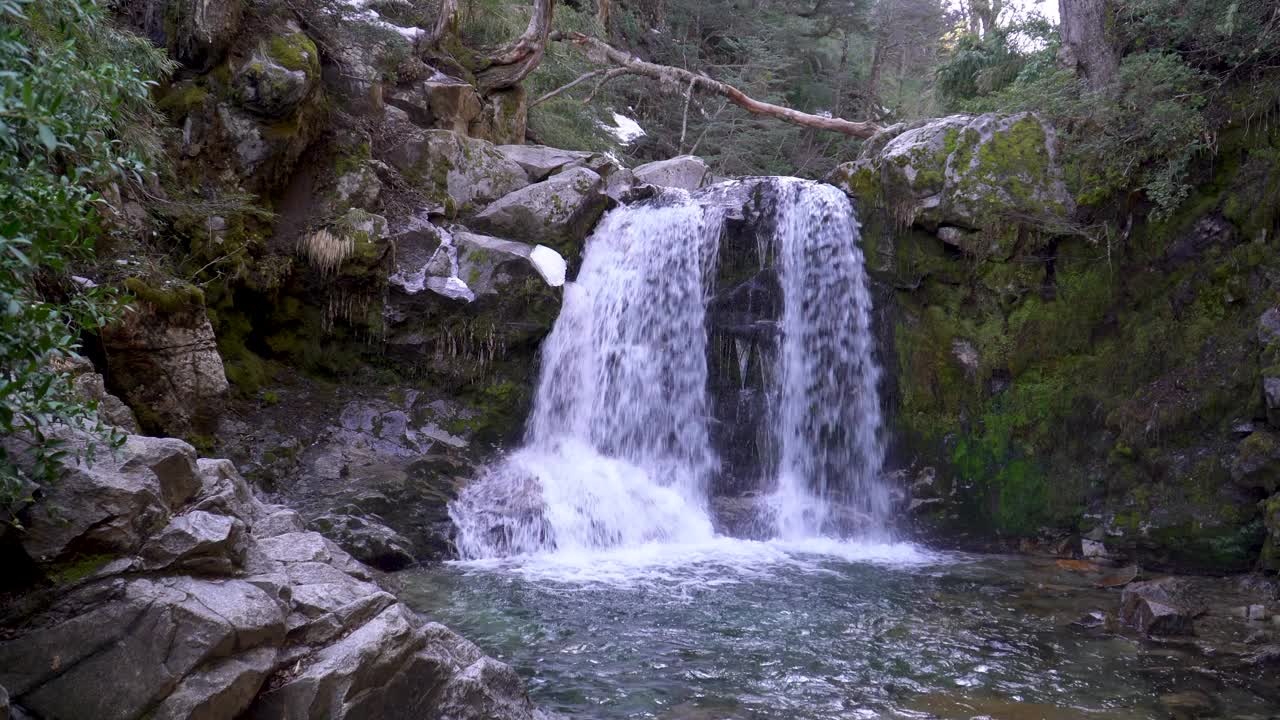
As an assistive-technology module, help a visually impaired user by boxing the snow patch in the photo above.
[428,276,476,302]
[600,113,646,145]
[530,245,567,287]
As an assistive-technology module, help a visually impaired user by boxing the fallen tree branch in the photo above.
[550,31,882,139]
[531,67,616,107]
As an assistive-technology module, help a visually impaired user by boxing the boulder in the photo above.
[472,86,529,145]
[141,510,249,574]
[470,166,608,254]
[387,73,482,134]
[308,513,416,572]
[18,434,201,564]
[495,145,596,182]
[1230,431,1280,493]
[52,355,141,433]
[829,112,1074,244]
[633,155,709,191]
[0,576,286,720]
[1120,578,1201,635]
[455,231,567,293]
[383,129,529,216]
[103,286,229,436]
[1,427,554,720]
[232,33,320,118]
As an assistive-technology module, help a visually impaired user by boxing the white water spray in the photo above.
[765,180,889,539]
[451,195,724,558]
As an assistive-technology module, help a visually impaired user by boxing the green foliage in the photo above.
[0,0,169,517]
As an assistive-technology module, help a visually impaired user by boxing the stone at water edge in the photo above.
[1120,578,1201,636]
[633,155,709,191]
[308,513,416,572]
[495,144,598,182]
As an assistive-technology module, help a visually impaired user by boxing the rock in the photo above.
[455,231,567,293]
[1,684,8,720]
[1266,378,1280,427]
[1258,307,1280,347]
[150,647,277,720]
[52,356,142,433]
[470,166,608,254]
[1120,578,1200,635]
[308,513,416,571]
[633,155,709,191]
[254,508,308,539]
[495,145,596,182]
[387,73,482,134]
[1230,431,1280,493]
[102,291,229,436]
[127,0,242,71]
[472,86,528,145]
[18,434,201,564]
[191,458,261,524]
[141,510,249,574]
[384,129,529,216]
[0,576,286,720]
[232,33,320,118]
[829,113,1074,242]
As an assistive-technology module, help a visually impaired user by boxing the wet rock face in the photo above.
[126,0,243,71]
[385,129,529,216]
[633,156,710,191]
[0,430,550,720]
[470,166,609,255]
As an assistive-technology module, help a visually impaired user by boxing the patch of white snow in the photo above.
[529,245,567,287]
[600,112,646,145]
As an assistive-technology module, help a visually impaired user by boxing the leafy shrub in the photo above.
[0,0,170,519]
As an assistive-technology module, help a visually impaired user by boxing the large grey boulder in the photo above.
[1,430,554,720]
[103,289,229,436]
[18,434,201,564]
[384,129,529,216]
[829,112,1074,247]
[495,145,598,182]
[470,166,608,254]
[633,155,709,191]
[141,510,249,575]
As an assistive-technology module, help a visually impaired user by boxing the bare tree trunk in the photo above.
[427,0,459,47]
[551,31,882,138]
[1058,0,1119,91]
[477,0,556,92]
[596,0,611,35]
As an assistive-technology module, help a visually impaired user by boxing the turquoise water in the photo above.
[396,540,1277,719]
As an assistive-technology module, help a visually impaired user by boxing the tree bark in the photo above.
[1058,0,1119,91]
[477,0,556,92]
[551,31,882,139]
[596,0,611,35]
[427,0,459,47]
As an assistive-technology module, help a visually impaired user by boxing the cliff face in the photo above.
[833,114,1280,573]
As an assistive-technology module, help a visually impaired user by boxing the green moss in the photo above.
[125,277,205,312]
[157,83,208,118]
[267,33,320,76]
[46,553,116,585]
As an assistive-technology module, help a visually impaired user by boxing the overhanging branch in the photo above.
[549,31,882,139]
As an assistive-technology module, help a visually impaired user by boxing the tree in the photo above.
[476,0,557,92]
[1057,0,1118,90]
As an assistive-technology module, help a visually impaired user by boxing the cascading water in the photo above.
[764,179,890,539]
[451,193,725,558]
[450,178,890,559]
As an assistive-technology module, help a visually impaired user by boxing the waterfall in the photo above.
[764,179,889,539]
[450,179,889,559]
[451,193,724,558]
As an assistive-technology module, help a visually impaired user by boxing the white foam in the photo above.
[450,536,943,587]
